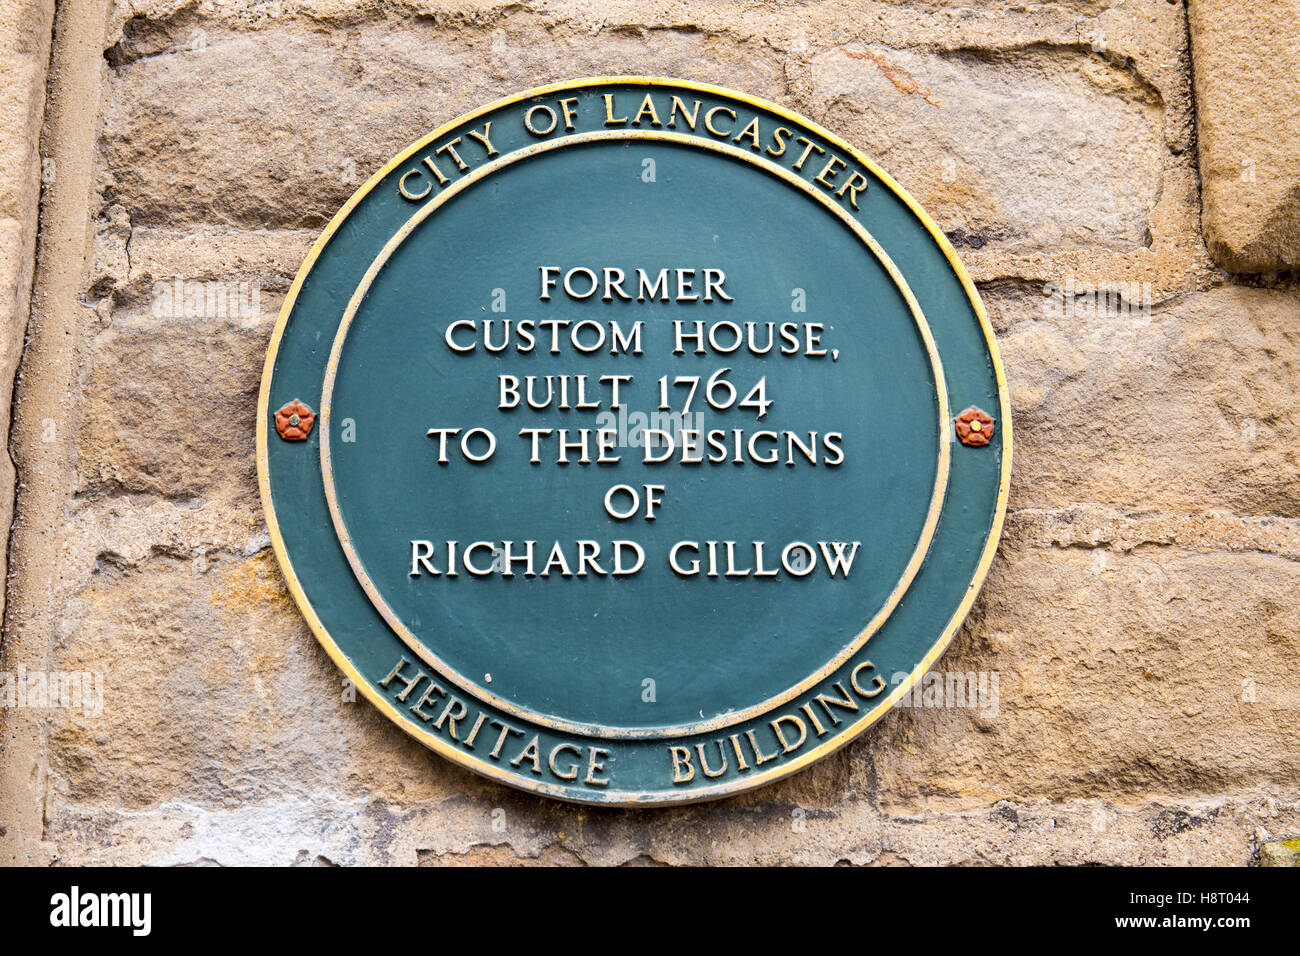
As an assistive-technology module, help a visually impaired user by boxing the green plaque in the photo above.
[259,78,1011,804]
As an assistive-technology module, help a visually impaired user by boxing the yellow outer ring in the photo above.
[256,77,1012,805]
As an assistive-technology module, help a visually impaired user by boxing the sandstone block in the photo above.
[809,43,1164,254]
[1188,0,1300,272]
[997,285,1300,515]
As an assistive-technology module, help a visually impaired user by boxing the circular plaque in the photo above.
[259,78,1010,804]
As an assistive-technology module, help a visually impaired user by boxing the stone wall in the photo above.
[1,0,1297,865]
[0,0,54,620]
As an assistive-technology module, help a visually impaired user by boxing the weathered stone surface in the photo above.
[1188,0,1300,273]
[871,540,1300,811]
[1007,506,1300,565]
[99,1,1210,292]
[75,318,268,503]
[809,43,1163,254]
[37,786,1300,866]
[105,225,314,299]
[998,284,1300,516]
[101,18,785,229]
[47,550,360,809]
[0,0,56,625]
[1259,838,1300,866]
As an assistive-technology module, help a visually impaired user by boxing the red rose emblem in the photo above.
[274,399,316,441]
[954,406,995,447]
